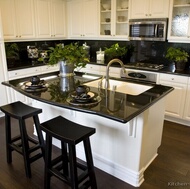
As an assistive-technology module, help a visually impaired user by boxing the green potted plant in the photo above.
[104,43,134,63]
[165,47,189,71]
[5,43,19,67]
[48,42,89,76]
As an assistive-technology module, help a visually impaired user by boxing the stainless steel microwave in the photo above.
[129,18,168,41]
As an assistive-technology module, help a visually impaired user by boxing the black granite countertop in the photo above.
[2,72,173,123]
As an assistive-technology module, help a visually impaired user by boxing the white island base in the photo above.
[32,98,165,187]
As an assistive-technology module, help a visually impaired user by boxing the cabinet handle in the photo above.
[145,14,148,16]
[149,14,151,16]
[16,36,18,38]
[172,78,174,80]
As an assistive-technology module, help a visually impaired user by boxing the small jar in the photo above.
[96,48,105,64]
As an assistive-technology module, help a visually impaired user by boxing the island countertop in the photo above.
[2,71,173,123]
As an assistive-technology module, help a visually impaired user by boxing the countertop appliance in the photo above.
[120,68,158,84]
[125,62,164,71]
[129,18,168,41]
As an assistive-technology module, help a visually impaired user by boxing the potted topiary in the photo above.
[104,43,134,63]
[165,47,189,71]
[48,42,89,77]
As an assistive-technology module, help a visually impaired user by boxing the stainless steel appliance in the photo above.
[124,62,164,71]
[121,69,158,83]
[129,18,168,41]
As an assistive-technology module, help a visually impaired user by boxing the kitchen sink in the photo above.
[84,78,153,95]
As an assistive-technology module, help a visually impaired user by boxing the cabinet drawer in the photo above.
[8,67,42,80]
[85,64,100,71]
[159,73,188,84]
[41,65,59,73]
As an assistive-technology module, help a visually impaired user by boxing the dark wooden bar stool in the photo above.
[0,101,45,178]
[40,115,97,189]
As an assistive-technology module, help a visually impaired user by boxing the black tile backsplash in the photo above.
[5,39,190,70]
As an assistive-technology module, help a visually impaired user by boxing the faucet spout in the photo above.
[105,59,125,89]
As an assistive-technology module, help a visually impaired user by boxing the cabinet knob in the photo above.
[149,14,151,16]
[145,14,148,16]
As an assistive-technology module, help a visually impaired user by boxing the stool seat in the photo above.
[40,116,95,145]
[40,116,97,189]
[0,101,42,119]
[0,101,45,178]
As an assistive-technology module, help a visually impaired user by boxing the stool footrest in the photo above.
[11,135,21,143]
[51,155,65,167]
[9,144,23,154]
[28,144,42,154]
[30,153,43,163]
[28,136,39,145]
[50,168,70,185]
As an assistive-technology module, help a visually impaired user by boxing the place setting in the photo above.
[66,85,102,107]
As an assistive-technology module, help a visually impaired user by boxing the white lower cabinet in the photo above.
[159,73,188,121]
[183,78,190,121]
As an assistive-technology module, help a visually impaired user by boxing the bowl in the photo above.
[102,3,111,10]
[105,18,110,22]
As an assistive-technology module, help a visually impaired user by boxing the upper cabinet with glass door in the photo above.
[100,0,129,39]
[168,0,190,42]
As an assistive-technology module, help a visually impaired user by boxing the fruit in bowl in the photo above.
[102,3,111,10]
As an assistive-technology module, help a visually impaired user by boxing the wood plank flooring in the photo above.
[0,117,190,189]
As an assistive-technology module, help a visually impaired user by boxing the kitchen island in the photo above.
[2,72,173,187]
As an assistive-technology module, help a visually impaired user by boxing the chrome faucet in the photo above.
[105,58,126,89]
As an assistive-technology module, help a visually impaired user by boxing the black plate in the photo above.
[70,91,95,102]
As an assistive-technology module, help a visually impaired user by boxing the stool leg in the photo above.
[68,145,78,189]
[83,138,97,189]
[19,119,31,178]
[5,115,12,163]
[44,134,52,189]
[33,115,45,158]
[61,141,68,176]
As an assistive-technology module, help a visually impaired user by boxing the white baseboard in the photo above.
[75,145,158,187]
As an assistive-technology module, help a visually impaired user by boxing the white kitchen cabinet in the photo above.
[8,67,42,80]
[0,0,36,41]
[159,73,188,119]
[67,0,98,38]
[78,64,101,75]
[35,0,66,39]
[100,0,129,39]
[130,0,169,19]
[0,42,8,108]
[183,78,190,121]
[167,0,190,43]
[8,64,59,80]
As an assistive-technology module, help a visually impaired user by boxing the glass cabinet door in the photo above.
[115,0,129,36]
[100,0,129,38]
[100,0,112,36]
[170,0,190,37]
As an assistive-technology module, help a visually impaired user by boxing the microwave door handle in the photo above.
[154,24,158,37]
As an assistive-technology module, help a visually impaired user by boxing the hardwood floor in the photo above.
[0,117,190,189]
